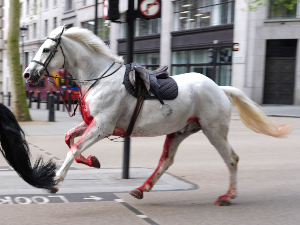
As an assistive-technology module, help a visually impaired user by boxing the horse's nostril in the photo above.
[24,73,30,80]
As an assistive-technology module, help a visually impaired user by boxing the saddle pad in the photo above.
[123,64,178,100]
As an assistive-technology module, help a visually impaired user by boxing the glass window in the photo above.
[26,25,29,40]
[54,0,57,6]
[172,51,188,64]
[53,17,57,29]
[82,18,110,41]
[27,0,30,15]
[174,0,234,31]
[172,48,232,85]
[34,0,37,14]
[66,0,73,11]
[133,53,160,70]
[33,23,37,38]
[45,20,48,36]
[119,13,160,38]
[83,0,87,6]
[45,0,49,9]
[268,0,298,19]
[20,3,23,18]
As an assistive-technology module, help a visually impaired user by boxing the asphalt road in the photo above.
[0,110,299,225]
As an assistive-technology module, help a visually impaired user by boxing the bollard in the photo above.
[48,94,55,122]
[37,91,41,109]
[29,91,33,108]
[46,91,50,109]
[62,91,66,112]
[68,91,72,111]
[0,92,3,104]
[8,92,11,106]
[56,91,60,111]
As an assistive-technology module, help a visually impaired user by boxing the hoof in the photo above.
[88,156,101,169]
[215,198,231,206]
[48,186,59,194]
[129,189,143,199]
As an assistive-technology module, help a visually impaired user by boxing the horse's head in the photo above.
[23,26,66,85]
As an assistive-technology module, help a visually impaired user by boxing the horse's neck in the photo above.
[62,37,113,91]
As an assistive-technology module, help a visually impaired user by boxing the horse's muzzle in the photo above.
[24,73,30,80]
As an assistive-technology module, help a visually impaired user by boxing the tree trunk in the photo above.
[7,1,31,121]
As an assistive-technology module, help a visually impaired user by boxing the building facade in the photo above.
[233,0,300,105]
[2,0,300,105]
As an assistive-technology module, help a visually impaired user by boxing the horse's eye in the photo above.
[43,48,50,53]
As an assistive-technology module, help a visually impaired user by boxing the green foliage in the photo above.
[247,0,299,11]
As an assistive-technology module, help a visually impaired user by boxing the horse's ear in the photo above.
[57,25,66,38]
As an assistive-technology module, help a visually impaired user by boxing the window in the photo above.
[83,0,87,6]
[66,0,73,11]
[33,23,37,38]
[27,0,30,15]
[26,25,29,40]
[34,0,37,14]
[268,0,299,19]
[173,0,235,31]
[45,20,48,36]
[119,13,161,38]
[54,0,57,6]
[82,19,110,41]
[133,53,160,70]
[172,48,232,86]
[20,3,22,18]
[53,17,57,29]
[45,0,49,9]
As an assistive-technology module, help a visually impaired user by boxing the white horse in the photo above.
[23,26,291,206]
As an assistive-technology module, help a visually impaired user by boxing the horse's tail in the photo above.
[220,86,292,138]
[0,104,56,190]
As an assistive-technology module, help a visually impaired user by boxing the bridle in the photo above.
[30,26,123,117]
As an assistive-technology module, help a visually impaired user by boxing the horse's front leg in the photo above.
[65,122,100,168]
[56,117,113,185]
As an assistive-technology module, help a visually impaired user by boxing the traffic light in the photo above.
[107,0,120,21]
[220,48,231,63]
[208,48,216,64]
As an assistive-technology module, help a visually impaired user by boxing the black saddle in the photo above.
[123,63,178,100]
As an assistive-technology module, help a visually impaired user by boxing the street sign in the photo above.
[233,43,239,51]
[138,0,161,19]
[103,0,108,18]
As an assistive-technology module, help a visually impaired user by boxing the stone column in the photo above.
[160,0,173,70]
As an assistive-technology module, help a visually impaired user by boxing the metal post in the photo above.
[48,94,55,122]
[123,0,135,179]
[29,91,33,108]
[0,92,3,104]
[56,91,60,111]
[94,0,98,35]
[46,91,50,109]
[68,91,72,111]
[8,92,11,106]
[37,91,41,109]
[62,91,65,112]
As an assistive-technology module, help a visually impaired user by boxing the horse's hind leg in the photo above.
[203,126,239,206]
[130,121,200,199]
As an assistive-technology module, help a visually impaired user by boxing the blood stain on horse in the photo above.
[71,120,96,153]
[136,133,176,192]
[80,101,93,125]
[187,116,201,126]
[112,127,125,136]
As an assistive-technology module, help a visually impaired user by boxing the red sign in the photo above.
[103,0,108,18]
[138,0,161,18]
[233,43,239,51]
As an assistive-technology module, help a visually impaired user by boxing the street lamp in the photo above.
[20,26,28,73]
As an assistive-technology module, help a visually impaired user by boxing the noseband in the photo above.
[31,37,66,77]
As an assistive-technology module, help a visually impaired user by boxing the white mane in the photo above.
[59,27,123,64]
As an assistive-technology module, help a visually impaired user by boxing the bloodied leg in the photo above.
[203,127,239,206]
[55,117,113,185]
[65,121,100,168]
[129,125,199,199]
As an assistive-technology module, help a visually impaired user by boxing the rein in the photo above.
[48,62,123,117]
